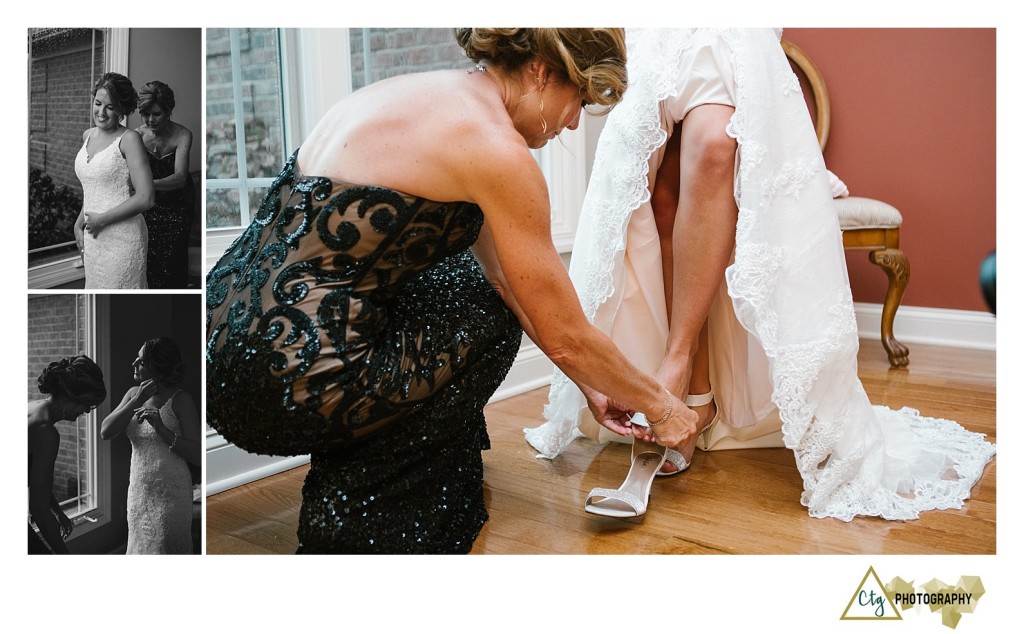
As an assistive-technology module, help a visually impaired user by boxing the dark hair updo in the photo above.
[138,80,175,116]
[92,72,138,118]
[38,355,106,406]
[141,337,185,385]
[454,28,627,114]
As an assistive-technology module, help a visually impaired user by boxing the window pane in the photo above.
[240,29,285,178]
[206,187,241,229]
[27,294,94,517]
[349,28,465,91]
[205,28,238,180]
[28,28,106,267]
[205,28,285,231]
[248,187,270,218]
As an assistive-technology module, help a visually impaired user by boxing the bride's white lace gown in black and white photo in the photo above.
[75,129,149,289]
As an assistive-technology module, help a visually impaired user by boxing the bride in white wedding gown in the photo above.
[525,28,995,521]
[74,72,154,289]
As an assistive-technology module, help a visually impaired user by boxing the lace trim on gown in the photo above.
[526,28,995,521]
[526,28,698,458]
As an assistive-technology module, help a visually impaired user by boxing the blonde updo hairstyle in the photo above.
[454,28,627,114]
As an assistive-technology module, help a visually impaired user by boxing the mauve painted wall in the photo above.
[783,28,996,312]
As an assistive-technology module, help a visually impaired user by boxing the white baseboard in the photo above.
[853,302,996,350]
[489,340,554,403]
[205,442,310,496]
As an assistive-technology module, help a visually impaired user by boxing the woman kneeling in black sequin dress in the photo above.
[206,28,701,553]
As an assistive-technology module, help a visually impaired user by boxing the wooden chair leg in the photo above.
[868,248,910,367]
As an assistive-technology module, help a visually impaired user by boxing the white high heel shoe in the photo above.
[658,390,719,476]
[584,439,667,518]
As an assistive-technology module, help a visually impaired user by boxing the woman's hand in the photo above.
[82,212,107,238]
[102,380,160,441]
[131,379,159,406]
[73,219,85,251]
[582,385,636,436]
[54,508,74,540]
[135,406,165,431]
[633,394,699,449]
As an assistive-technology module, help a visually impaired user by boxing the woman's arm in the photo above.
[100,380,157,440]
[28,427,71,554]
[49,492,74,540]
[152,127,193,192]
[74,207,86,251]
[84,130,155,236]
[464,142,697,446]
[140,390,201,466]
[470,222,540,342]
[73,129,90,250]
[471,224,633,433]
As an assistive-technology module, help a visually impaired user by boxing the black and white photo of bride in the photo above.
[27,293,202,554]
[28,28,201,290]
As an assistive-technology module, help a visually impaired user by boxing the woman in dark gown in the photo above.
[28,356,106,554]
[206,29,701,554]
[137,81,194,289]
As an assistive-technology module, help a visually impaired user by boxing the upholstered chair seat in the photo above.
[834,197,903,230]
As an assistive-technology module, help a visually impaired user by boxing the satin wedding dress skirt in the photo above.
[525,28,995,521]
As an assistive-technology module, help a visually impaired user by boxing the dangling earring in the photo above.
[539,96,548,134]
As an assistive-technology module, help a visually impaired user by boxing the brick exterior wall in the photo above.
[206,28,286,181]
[28,294,90,504]
[29,29,105,192]
[349,28,466,91]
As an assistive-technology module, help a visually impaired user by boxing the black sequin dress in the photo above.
[206,150,522,553]
[144,151,192,288]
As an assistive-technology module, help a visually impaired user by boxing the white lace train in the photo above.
[525,28,995,521]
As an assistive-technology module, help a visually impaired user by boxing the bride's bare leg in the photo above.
[646,105,738,468]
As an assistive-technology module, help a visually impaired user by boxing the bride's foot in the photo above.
[658,391,718,476]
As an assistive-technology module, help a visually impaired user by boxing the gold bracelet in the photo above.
[647,389,674,427]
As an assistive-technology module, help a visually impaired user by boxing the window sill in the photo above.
[28,254,85,289]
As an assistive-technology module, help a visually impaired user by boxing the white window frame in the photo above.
[205,28,349,273]
[28,29,129,289]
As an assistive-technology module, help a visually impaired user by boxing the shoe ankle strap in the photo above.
[685,390,714,407]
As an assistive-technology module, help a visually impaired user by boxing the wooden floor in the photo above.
[205,341,996,555]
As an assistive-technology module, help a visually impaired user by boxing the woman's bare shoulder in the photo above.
[172,121,193,144]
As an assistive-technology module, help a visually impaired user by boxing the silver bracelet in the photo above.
[168,433,180,451]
